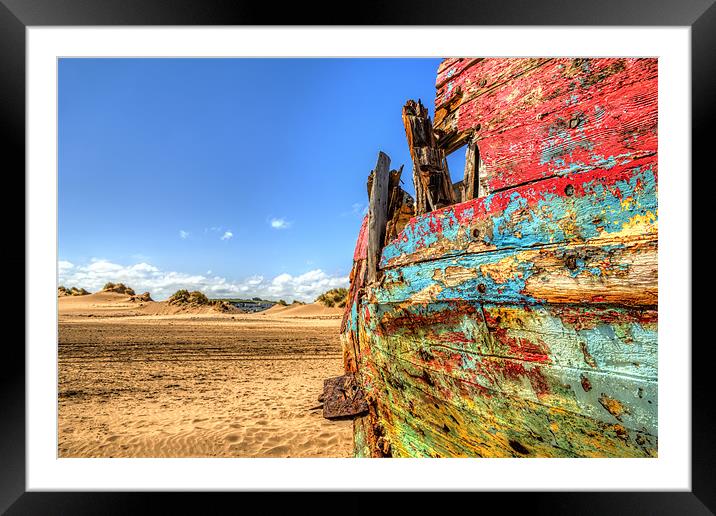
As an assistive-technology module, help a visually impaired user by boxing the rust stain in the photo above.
[598,393,629,422]
[580,374,593,392]
[580,342,598,368]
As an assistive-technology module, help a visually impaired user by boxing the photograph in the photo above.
[57,56,658,459]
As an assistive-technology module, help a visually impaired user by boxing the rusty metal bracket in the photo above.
[321,374,368,420]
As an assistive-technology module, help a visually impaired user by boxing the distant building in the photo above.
[230,300,274,312]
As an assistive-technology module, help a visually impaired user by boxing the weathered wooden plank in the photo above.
[341,314,359,373]
[355,328,520,457]
[354,294,656,456]
[451,180,464,203]
[369,324,656,435]
[483,304,657,377]
[380,160,657,268]
[435,58,657,195]
[367,152,390,284]
[376,377,656,457]
[364,299,656,433]
[377,237,657,307]
[475,87,657,194]
[435,58,552,122]
[370,301,657,379]
[360,342,656,457]
[435,58,482,90]
[372,393,502,457]
[436,58,654,134]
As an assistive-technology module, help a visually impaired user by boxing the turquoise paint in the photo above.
[590,154,619,170]
[348,298,359,332]
[379,251,538,305]
[378,239,642,306]
[492,191,532,248]
[380,166,657,268]
[577,322,657,377]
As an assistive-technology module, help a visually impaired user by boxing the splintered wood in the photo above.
[384,165,415,245]
[402,99,455,215]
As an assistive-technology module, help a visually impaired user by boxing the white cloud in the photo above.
[57,258,348,302]
[179,230,189,239]
[270,218,291,230]
[220,231,233,240]
[58,260,74,272]
[342,202,369,218]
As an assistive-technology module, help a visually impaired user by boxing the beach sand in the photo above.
[58,293,353,458]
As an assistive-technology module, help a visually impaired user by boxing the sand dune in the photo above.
[261,303,291,315]
[58,291,241,318]
[58,294,352,458]
[58,291,136,311]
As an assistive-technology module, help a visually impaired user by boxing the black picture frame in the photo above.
[3,0,709,513]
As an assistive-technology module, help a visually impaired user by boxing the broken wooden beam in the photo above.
[402,99,455,215]
[462,138,480,201]
[384,164,415,246]
[452,180,464,204]
[367,151,390,284]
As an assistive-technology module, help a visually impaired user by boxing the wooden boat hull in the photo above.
[339,57,657,458]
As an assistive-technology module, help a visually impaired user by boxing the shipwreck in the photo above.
[323,58,658,458]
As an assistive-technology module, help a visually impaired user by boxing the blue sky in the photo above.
[58,58,443,301]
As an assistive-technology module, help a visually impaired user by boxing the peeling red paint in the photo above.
[483,310,552,363]
[559,306,657,330]
[354,215,369,261]
[434,58,657,195]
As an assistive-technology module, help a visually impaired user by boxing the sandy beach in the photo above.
[58,293,353,458]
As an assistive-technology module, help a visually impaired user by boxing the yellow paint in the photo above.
[479,253,525,284]
[603,210,658,240]
[434,265,479,288]
[620,196,634,210]
[411,283,444,303]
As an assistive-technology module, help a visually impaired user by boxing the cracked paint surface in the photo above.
[341,58,658,458]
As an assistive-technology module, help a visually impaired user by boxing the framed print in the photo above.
[4,0,710,513]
